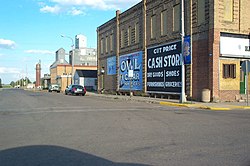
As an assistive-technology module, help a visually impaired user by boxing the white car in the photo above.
[27,84,35,89]
[48,84,60,93]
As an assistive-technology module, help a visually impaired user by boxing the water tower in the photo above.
[35,60,41,87]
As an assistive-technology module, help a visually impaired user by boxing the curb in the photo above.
[159,101,190,107]
[90,93,245,111]
[226,105,250,110]
[160,101,233,111]
[89,93,161,104]
[199,106,231,111]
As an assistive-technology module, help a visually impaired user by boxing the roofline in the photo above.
[97,1,143,30]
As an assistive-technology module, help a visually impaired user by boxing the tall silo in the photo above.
[36,60,41,87]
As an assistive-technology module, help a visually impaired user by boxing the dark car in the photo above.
[65,84,86,96]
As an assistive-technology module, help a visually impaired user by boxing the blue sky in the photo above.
[0,0,141,84]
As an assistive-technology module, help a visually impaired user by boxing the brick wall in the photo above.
[96,0,249,100]
[217,0,250,34]
[220,90,239,101]
[98,17,117,92]
[192,38,209,100]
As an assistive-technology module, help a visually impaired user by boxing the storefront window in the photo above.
[223,64,236,79]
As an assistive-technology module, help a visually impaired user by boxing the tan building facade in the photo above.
[97,0,250,101]
[50,64,97,92]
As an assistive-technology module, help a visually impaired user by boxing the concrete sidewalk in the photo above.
[87,92,250,111]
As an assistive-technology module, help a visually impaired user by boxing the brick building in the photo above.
[97,0,250,101]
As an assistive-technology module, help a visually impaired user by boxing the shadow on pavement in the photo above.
[0,145,150,166]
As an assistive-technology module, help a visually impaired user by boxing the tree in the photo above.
[0,78,2,88]
[14,77,32,87]
[10,81,15,87]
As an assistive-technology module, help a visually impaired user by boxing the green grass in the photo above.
[1,85,12,88]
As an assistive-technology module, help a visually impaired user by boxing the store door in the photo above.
[240,62,246,94]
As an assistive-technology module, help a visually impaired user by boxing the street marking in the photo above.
[0,107,154,115]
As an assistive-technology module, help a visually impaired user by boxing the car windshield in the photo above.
[72,85,83,89]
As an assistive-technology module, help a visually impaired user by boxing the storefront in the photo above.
[219,33,250,100]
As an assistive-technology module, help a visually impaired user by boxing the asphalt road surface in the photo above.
[0,89,250,166]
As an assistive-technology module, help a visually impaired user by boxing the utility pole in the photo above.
[61,35,74,84]
[180,0,187,103]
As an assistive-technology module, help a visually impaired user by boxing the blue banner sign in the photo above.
[184,35,191,65]
[107,56,116,75]
[119,51,143,91]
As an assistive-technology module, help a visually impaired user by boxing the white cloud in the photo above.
[0,67,20,74]
[51,0,113,10]
[69,8,85,16]
[0,39,16,49]
[39,0,141,15]
[25,49,54,55]
[40,5,61,14]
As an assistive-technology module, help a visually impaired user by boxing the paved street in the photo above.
[0,89,250,166]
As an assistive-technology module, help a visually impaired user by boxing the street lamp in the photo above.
[61,35,74,84]
[100,68,105,93]
[127,58,133,98]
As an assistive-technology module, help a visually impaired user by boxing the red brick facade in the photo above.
[97,0,250,101]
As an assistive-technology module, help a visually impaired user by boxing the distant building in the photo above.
[50,48,71,89]
[74,70,97,91]
[50,43,97,92]
[42,74,51,89]
[69,34,97,66]
[75,34,87,49]
[70,48,97,66]
[56,48,67,63]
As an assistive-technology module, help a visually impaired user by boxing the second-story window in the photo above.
[161,10,167,36]
[110,34,114,52]
[151,15,156,39]
[198,0,205,25]
[224,0,233,22]
[130,26,136,45]
[173,3,180,32]
[121,29,125,48]
[105,36,109,53]
[100,38,104,54]
[135,22,139,43]
[128,26,131,46]
[124,29,128,47]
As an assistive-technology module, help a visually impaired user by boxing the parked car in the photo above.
[65,84,86,96]
[26,83,35,89]
[48,84,60,93]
